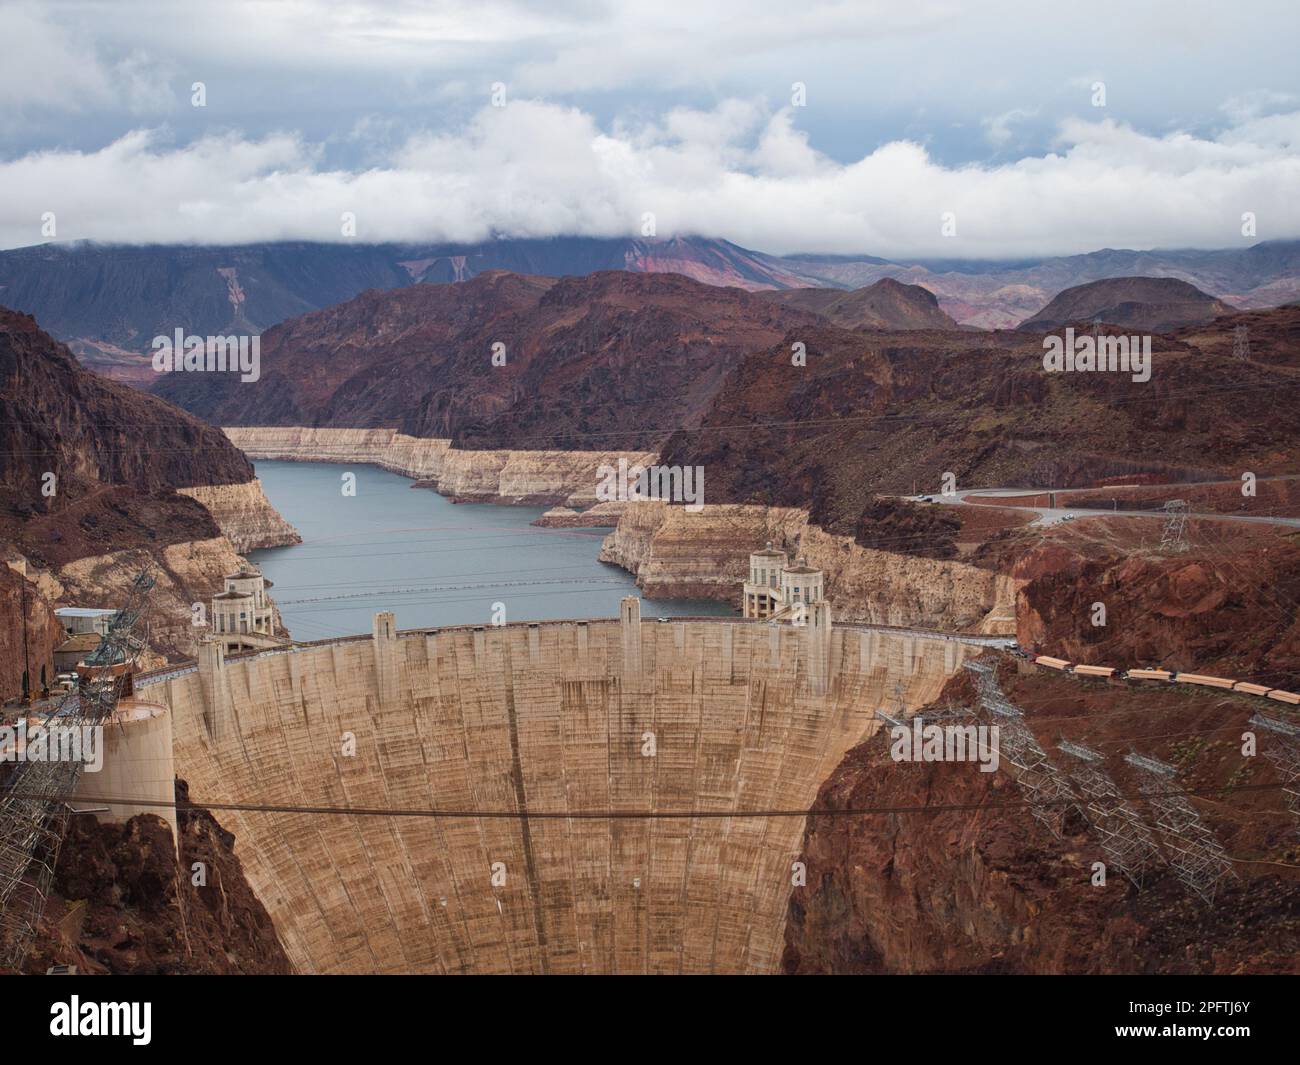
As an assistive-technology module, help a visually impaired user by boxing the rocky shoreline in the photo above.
[223,426,656,508]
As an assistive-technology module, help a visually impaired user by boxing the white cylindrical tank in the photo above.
[72,698,177,845]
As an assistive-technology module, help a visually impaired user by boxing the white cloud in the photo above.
[983,108,1037,147]
[2,100,1298,257]
[0,4,174,122]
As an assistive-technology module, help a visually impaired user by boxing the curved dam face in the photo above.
[152,615,983,973]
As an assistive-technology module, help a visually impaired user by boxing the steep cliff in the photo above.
[16,781,292,975]
[783,661,1300,974]
[0,308,298,696]
[0,307,253,497]
[176,481,301,553]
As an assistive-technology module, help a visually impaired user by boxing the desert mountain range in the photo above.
[2,235,1298,382]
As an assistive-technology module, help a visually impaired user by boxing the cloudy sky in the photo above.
[2,0,1298,257]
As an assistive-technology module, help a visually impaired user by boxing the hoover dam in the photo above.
[134,603,1008,974]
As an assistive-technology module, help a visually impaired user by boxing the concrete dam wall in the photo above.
[150,611,989,973]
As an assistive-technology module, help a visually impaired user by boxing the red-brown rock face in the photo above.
[0,307,254,499]
[14,781,292,975]
[783,665,1300,975]
[0,562,62,699]
[1014,543,1300,690]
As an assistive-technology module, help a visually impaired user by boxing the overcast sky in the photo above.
[2,0,1298,257]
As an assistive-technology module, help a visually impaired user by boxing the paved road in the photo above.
[908,483,1300,530]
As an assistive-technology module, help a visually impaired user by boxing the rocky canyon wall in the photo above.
[223,426,656,507]
[600,501,1020,633]
[178,480,301,553]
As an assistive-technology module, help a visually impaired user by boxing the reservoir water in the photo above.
[248,461,734,641]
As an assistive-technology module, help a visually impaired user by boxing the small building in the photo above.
[742,544,825,620]
[54,607,116,636]
[53,632,102,673]
[211,565,280,653]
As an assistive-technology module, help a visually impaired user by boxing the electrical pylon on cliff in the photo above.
[1158,500,1190,552]
[1233,324,1251,361]
[963,660,1082,838]
[1124,752,1236,903]
[0,568,155,971]
[1057,740,1161,888]
[1251,713,1300,832]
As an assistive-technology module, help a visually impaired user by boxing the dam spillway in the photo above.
[146,610,994,974]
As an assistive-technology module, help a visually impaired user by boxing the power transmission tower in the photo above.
[1124,752,1235,903]
[1057,740,1161,888]
[1250,713,1300,832]
[0,568,155,970]
[1159,499,1190,552]
[1232,324,1251,361]
[927,700,975,723]
[964,660,1081,838]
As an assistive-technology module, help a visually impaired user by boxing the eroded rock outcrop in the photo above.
[1014,539,1300,690]
[177,480,301,553]
[532,501,627,528]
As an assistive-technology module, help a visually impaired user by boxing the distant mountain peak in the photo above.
[756,277,957,330]
[1018,275,1238,332]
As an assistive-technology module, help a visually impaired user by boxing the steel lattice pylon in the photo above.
[1159,500,1190,552]
[0,568,155,971]
[1233,324,1251,362]
[964,660,1081,838]
[1124,752,1236,903]
[1057,740,1161,888]
[1251,713,1300,832]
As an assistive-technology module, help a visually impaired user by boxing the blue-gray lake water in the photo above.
[248,461,734,641]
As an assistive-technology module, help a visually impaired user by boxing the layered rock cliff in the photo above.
[224,426,657,507]
[599,500,1019,632]
[177,480,301,553]
[0,307,254,496]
